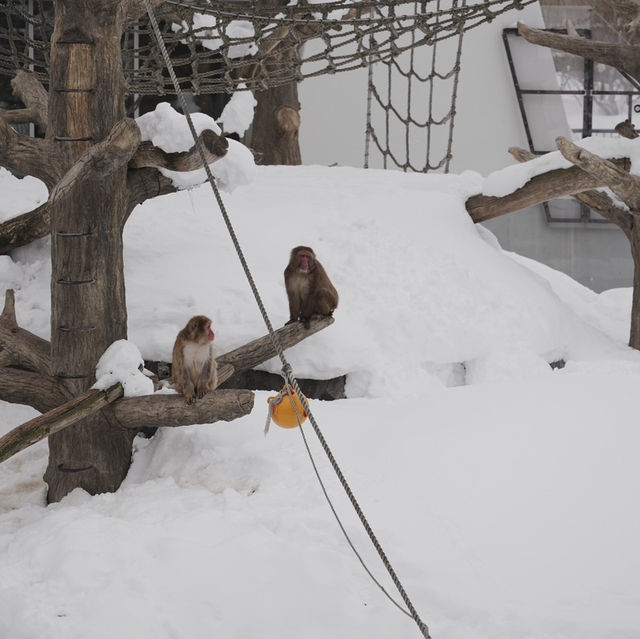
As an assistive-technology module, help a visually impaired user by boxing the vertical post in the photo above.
[44,0,135,502]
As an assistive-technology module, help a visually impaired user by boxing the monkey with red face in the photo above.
[172,315,218,403]
[284,246,339,328]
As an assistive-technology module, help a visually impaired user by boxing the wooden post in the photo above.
[44,0,135,502]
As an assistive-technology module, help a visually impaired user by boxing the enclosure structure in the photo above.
[0,0,538,502]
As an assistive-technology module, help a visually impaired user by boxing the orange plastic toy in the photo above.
[267,385,308,429]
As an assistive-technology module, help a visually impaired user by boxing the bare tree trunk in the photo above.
[250,78,301,165]
[248,36,301,166]
[44,0,134,502]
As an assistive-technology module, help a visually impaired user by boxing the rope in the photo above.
[0,0,537,96]
[143,1,432,635]
[364,0,467,173]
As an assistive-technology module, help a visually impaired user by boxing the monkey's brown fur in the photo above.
[172,315,218,403]
[284,246,339,328]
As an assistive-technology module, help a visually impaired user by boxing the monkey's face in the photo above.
[206,321,215,343]
[298,251,314,272]
[186,315,215,344]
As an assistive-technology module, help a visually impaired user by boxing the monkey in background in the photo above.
[284,246,339,328]
[172,315,218,403]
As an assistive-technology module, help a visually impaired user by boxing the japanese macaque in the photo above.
[284,246,339,328]
[172,315,218,403]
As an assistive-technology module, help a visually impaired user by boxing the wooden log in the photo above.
[110,389,254,430]
[465,157,632,223]
[0,202,51,255]
[508,146,633,233]
[0,383,124,464]
[129,129,229,172]
[518,22,640,84]
[216,316,335,385]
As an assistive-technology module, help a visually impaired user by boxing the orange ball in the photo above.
[268,386,308,429]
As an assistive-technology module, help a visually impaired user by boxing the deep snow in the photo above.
[1,110,640,638]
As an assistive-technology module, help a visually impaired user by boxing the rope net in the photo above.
[365,0,467,173]
[0,0,535,96]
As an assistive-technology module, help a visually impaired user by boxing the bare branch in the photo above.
[126,167,179,214]
[0,383,123,464]
[50,118,142,204]
[556,137,640,210]
[0,117,58,188]
[10,70,48,130]
[518,22,640,83]
[466,159,631,223]
[0,289,51,375]
[216,316,335,385]
[508,146,633,233]
[0,201,51,255]
[129,129,228,172]
[0,368,70,413]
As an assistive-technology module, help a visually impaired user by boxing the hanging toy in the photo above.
[265,385,308,434]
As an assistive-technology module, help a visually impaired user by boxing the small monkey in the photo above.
[284,246,339,328]
[172,315,218,403]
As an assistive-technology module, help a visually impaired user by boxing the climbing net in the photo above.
[365,0,466,172]
[0,0,535,172]
[1,0,534,95]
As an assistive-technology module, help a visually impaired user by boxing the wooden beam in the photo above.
[518,22,640,84]
[216,315,335,385]
[465,158,631,223]
[0,202,51,255]
[0,383,124,464]
[110,389,254,430]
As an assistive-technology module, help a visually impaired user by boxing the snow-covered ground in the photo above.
[1,125,640,638]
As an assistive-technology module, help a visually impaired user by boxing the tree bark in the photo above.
[0,117,58,188]
[250,78,302,165]
[44,0,136,503]
[0,203,51,255]
[6,70,49,130]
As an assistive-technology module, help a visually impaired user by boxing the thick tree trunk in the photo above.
[44,0,135,503]
[250,78,302,165]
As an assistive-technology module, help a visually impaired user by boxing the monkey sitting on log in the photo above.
[284,246,339,328]
[172,315,218,403]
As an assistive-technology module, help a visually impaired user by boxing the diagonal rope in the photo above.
[142,1,432,635]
